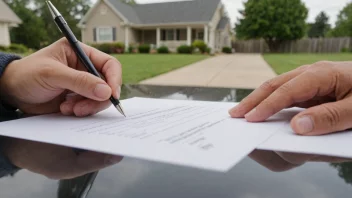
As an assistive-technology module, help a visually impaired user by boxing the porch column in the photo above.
[204,25,209,44]
[209,27,215,54]
[156,27,161,48]
[124,26,129,51]
[187,26,192,45]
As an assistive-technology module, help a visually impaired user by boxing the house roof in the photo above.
[217,17,229,30]
[0,0,22,24]
[106,0,221,25]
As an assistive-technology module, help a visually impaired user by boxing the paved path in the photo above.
[140,54,277,89]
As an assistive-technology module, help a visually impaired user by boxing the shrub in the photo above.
[341,48,351,53]
[157,46,169,54]
[177,45,193,54]
[138,44,150,53]
[192,40,207,53]
[111,42,125,54]
[205,47,211,54]
[8,44,28,54]
[222,47,232,54]
[91,43,110,53]
[0,45,8,52]
[90,42,125,54]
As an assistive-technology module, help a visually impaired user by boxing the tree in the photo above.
[235,0,308,52]
[329,3,352,37]
[4,0,48,49]
[308,11,331,38]
[331,162,352,185]
[34,0,91,44]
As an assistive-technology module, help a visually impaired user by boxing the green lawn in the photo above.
[115,54,209,83]
[263,53,352,75]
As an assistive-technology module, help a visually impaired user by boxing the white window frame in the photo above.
[96,26,114,43]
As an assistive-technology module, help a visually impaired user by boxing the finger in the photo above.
[72,152,122,177]
[229,65,309,118]
[287,96,336,109]
[100,59,122,99]
[291,98,352,136]
[43,65,112,101]
[275,152,317,165]
[248,150,300,172]
[245,68,337,122]
[60,95,85,115]
[57,38,122,99]
[72,99,111,117]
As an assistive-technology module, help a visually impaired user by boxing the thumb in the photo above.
[291,99,352,136]
[44,66,112,101]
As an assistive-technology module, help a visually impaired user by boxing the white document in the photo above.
[0,97,288,172]
[258,108,352,158]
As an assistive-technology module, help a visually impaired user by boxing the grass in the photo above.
[263,53,352,75]
[115,54,209,83]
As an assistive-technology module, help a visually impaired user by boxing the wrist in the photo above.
[0,54,21,110]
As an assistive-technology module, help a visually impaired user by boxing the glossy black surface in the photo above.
[1,84,352,198]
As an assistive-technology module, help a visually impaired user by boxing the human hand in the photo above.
[1,137,122,180]
[249,150,350,172]
[0,38,122,116]
[229,61,352,136]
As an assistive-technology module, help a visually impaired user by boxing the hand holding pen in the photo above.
[46,1,126,117]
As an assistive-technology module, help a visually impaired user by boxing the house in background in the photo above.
[0,0,21,46]
[78,0,232,52]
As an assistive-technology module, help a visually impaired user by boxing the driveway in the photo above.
[140,54,277,89]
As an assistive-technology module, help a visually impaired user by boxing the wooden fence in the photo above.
[233,37,352,53]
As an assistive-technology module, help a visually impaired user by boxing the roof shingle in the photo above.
[217,17,229,30]
[107,0,221,25]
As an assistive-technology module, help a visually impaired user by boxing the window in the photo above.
[97,27,113,42]
[161,29,181,41]
[166,30,174,40]
[197,32,204,40]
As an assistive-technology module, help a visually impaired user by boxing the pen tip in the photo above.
[115,104,126,117]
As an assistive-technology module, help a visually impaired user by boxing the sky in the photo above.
[93,0,352,27]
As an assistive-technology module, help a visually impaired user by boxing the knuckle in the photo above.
[277,83,291,95]
[311,61,333,68]
[322,105,341,128]
[297,64,310,71]
[74,72,90,90]
[260,79,280,92]
[276,84,294,104]
[39,66,55,79]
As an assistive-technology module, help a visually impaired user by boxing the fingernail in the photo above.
[245,108,257,118]
[105,155,122,164]
[116,86,121,99]
[94,84,111,99]
[296,116,314,134]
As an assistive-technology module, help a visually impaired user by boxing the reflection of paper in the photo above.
[0,97,285,172]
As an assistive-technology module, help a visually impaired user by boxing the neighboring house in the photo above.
[78,0,232,53]
[0,0,21,46]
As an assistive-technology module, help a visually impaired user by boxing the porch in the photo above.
[125,25,215,52]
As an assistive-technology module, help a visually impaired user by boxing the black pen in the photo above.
[46,1,126,117]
